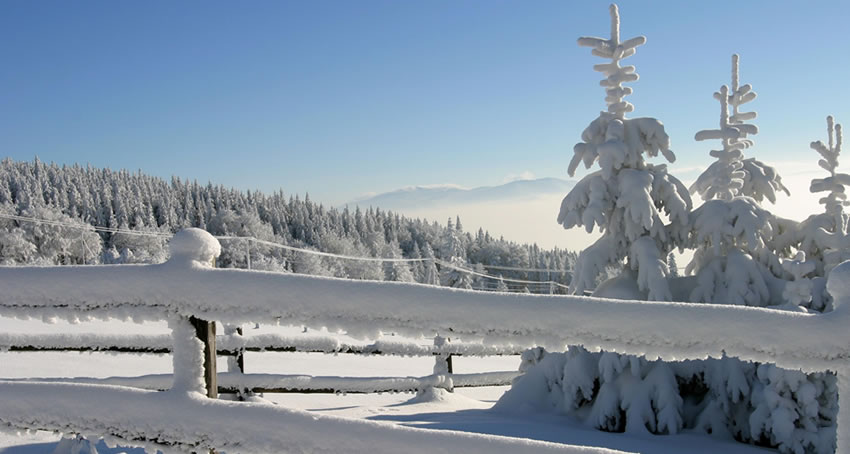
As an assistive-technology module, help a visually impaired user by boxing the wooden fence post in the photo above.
[190,316,217,398]
[236,326,245,373]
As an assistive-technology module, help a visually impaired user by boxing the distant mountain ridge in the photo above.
[346,178,575,211]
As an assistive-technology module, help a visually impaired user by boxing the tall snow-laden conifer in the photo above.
[558,3,690,300]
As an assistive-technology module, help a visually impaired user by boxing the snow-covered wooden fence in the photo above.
[0,332,524,393]
[2,228,850,453]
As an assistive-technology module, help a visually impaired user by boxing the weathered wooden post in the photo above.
[190,316,217,398]
[433,335,454,392]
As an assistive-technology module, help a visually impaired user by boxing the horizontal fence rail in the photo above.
[2,229,850,453]
[2,371,520,394]
[0,332,523,393]
[1,259,847,372]
[0,333,526,357]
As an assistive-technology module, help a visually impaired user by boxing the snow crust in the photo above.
[0,381,623,454]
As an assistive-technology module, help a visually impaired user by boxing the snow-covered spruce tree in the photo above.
[793,116,850,284]
[439,217,473,289]
[557,4,690,301]
[421,242,441,286]
[686,55,789,308]
[381,241,415,282]
[682,58,837,454]
[502,4,689,437]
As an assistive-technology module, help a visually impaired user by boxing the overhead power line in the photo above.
[0,213,571,289]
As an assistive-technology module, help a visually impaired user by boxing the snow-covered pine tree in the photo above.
[685,55,787,307]
[440,217,473,289]
[793,116,850,281]
[381,241,415,282]
[421,243,440,286]
[509,4,688,437]
[682,59,836,454]
[558,4,690,301]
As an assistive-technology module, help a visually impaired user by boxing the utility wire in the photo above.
[0,213,571,288]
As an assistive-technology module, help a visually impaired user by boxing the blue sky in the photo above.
[1,1,848,206]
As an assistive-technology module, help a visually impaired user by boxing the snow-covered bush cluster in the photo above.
[504,4,848,454]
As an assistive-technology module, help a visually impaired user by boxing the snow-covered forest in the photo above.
[0,157,575,290]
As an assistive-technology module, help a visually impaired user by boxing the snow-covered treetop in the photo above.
[577,3,646,118]
[810,116,848,223]
[690,55,758,201]
[690,55,788,203]
[568,4,675,179]
[168,228,221,267]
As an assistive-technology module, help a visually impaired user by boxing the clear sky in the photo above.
[1,1,848,206]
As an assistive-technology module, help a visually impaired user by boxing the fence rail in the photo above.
[0,332,524,393]
[1,228,850,453]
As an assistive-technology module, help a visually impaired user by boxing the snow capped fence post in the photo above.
[433,335,454,392]
[166,228,223,398]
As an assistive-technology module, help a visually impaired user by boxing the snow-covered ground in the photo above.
[0,318,774,454]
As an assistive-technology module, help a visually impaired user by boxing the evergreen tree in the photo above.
[558,4,690,300]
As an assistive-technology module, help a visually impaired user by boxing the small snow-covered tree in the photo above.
[558,4,690,301]
[811,116,848,235]
[421,243,440,286]
[793,116,850,279]
[440,217,473,288]
[685,55,787,307]
[381,241,415,282]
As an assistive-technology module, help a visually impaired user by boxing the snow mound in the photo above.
[167,228,220,267]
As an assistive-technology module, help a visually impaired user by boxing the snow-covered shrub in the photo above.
[498,347,683,435]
